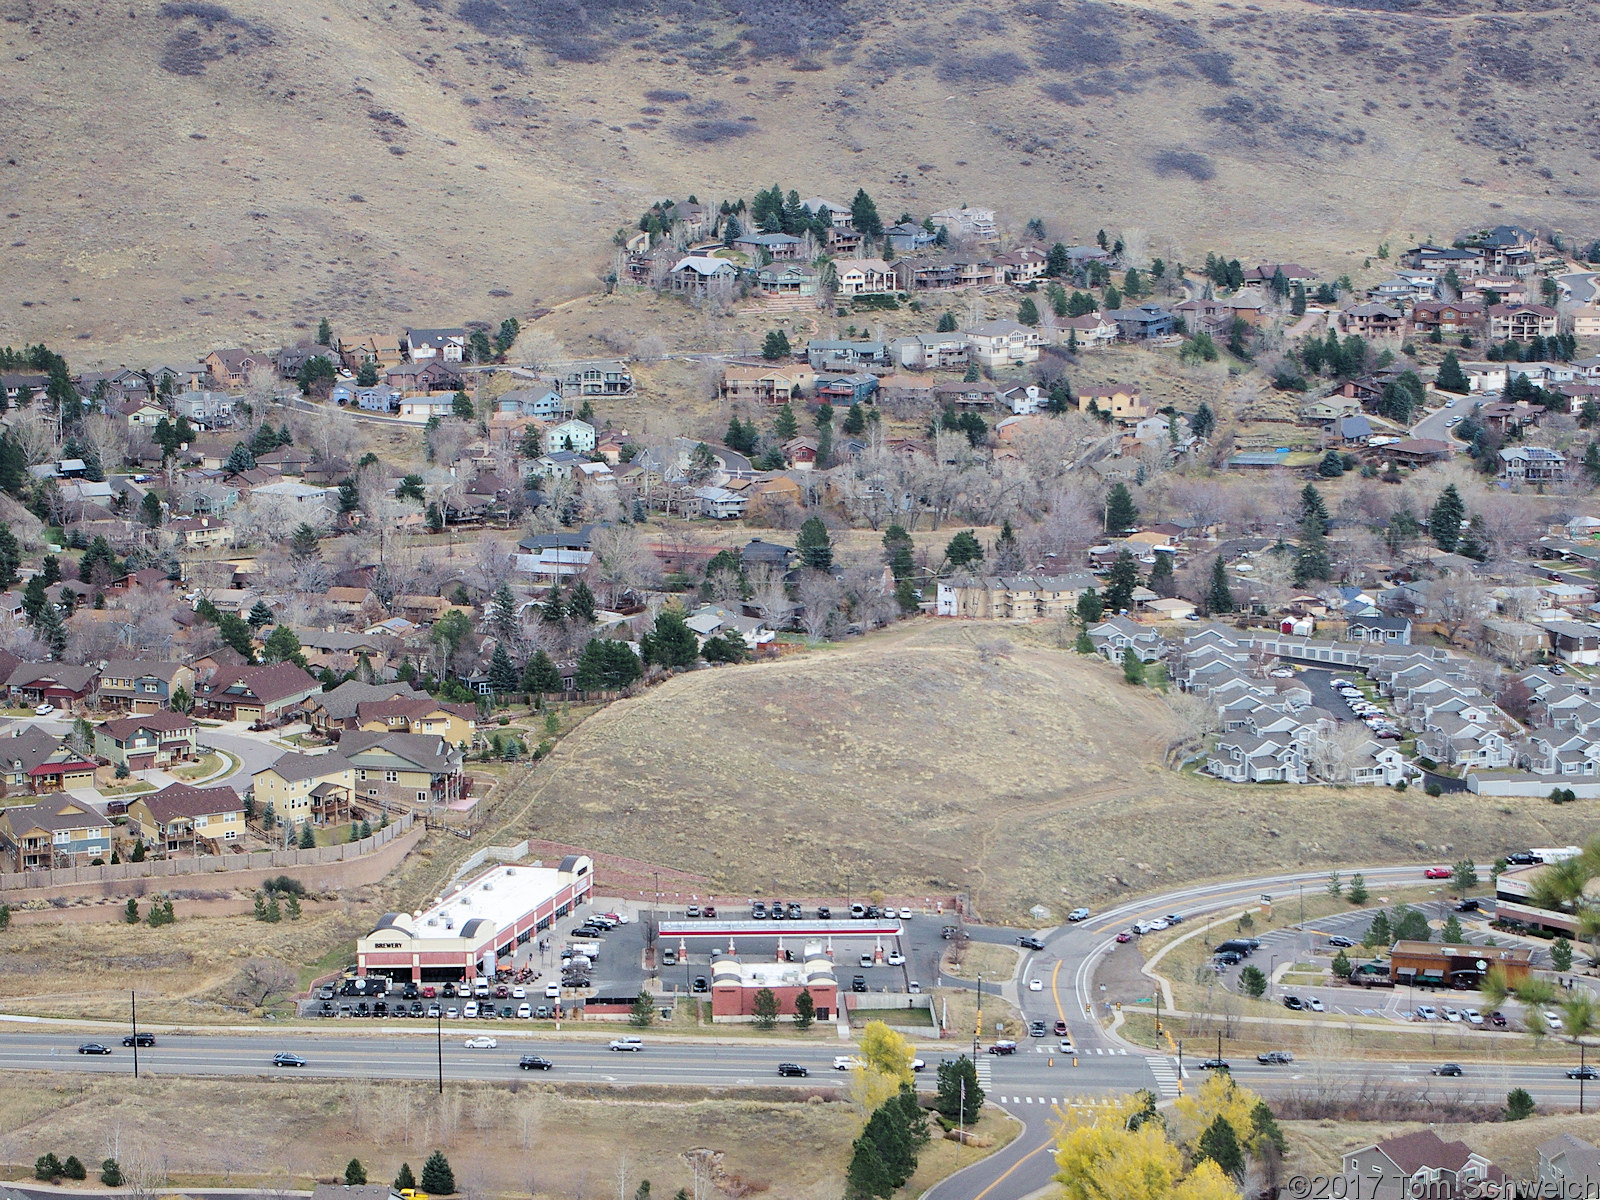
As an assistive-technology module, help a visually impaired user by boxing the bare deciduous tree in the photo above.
[796,571,843,640]
[749,565,795,630]
[232,957,296,1008]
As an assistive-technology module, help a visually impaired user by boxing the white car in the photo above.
[887,951,905,967]
[910,1058,926,1072]
[1464,1009,1484,1026]
[1446,398,1457,408]
[833,1055,863,1071]
[1442,1008,1462,1023]
[516,1003,532,1018]
[1416,1004,1438,1020]
[33,703,53,716]
[511,986,526,999]
[900,907,913,919]
[1059,1040,1076,1055]
[608,1037,644,1052]
[1306,997,1325,1012]
[1028,979,1044,992]
[1147,919,1169,931]
[545,982,561,999]
[464,1036,497,1049]
[1545,1012,1565,1030]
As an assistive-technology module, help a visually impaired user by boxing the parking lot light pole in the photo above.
[435,1008,443,1095]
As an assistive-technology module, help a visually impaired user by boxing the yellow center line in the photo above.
[972,1139,1053,1200]
[1050,959,1065,1024]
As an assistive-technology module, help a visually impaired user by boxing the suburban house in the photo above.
[832,258,898,296]
[204,348,265,388]
[692,486,749,520]
[671,256,739,294]
[0,795,113,870]
[250,751,356,829]
[354,697,477,747]
[1410,301,1485,335]
[685,604,773,650]
[174,390,237,428]
[807,340,889,371]
[1499,445,1566,484]
[383,360,464,394]
[560,361,634,398]
[405,328,467,362]
[1058,311,1119,348]
[753,262,819,299]
[1539,1135,1600,1194]
[885,222,937,253]
[1077,388,1148,423]
[195,663,321,726]
[994,247,1049,283]
[305,681,429,734]
[892,332,969,371]
[166,516,236,551]
[1207,734,1308,784]
[719,364,807,406]
[1489,303,1558,342]
[336,730,466,810]
[331,382,404,412]
[97,661,194,712]
[965,320,1043,369]
[545,419,597,454]
[93,712,200,772]
[936,573,1098,619]
[1341,303,1404,338]
[732,231,804,260]
[929,206,997,242]
[7,663,100,709]
[0,725,97,795]
[128,783,246,855]
[1343,1130,1501,1200]
[1087,616,1168,662]
[1345,616,1412,646]
[339,334,404,371]
[1106,304,1176,341]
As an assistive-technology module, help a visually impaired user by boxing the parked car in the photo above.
[1546,1011,1566,1030]
[122,1033,155,1047]
[852,976,867,993]
[272,1052,306,1067]
[1431,1063,1463,1076]
[702,906,716,918]
[1116,932,1133,943]
[686,905,701,918]
[1442,1008,1462,1023]
[1282,996,1304,1011]
[662,950,678,967]
[816,905,830,919]
[1464,1010,1484,1026]
[1257,1051,1294,1065]
[78,1043,112,1055]
[608,1037,644,1052]
[1163,914,1183,925]
[887,951,905,966]
[859,954,874,968]
[1490,1011,1509,1027]
[778,1063,810,1077]
[692,976,709,993]
[899,907,913,919]
[518,1055,554,1070]
[1415,1005,1438,1020]
[34,703,54,715]
[1306,997,1325,1012]
[516,1004,532,1018]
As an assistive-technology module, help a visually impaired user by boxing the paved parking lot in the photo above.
[1299,668,1361,722]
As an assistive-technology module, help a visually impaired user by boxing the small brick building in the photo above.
[709,956,838,1024]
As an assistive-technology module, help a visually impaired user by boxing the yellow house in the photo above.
[250,751,356,828]
[354,698,477,747]
[128,783,245,855]
[1078,388,1148,423]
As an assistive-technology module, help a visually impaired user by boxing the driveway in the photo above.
[1298,667,1360,721]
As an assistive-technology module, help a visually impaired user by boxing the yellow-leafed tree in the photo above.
[860,1020,916,1085]
[1053,1095,1185,1200]
[1174,1160,1244,1200]
[1169,1072,1259,1154]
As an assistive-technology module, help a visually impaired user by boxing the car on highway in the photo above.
[1054,1020,1069,1036]
[1030,1021,1048,1038]
[464,1036,497,1049]
[1431,1063,1464,1076]
[910,1058,926,1072]
[778,1063,810,1077]
[272,1053,306,1067]
[1257,1051,1294,1065]
[122,1033,155,1047]
[1116,932,1133,943]
[518,1055,554,1070]
[1198,1058,1229,1071]
[1028,978,1043,991]
[1424,867,1452,879]
[1326,935,1355,948]
[608,1037,644,1052]
[77,1043,112,1055]
[1067,907,1090,922]
[1567,1065,1600,1080]
[987,1041,1017,1055]
[1018,935,1045,951]
[833,1055,863,1071]
[887,951,905,966]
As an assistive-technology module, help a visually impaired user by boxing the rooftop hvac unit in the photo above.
[483,882,493,891]
[426,918,438,926]
[444,919,454,929]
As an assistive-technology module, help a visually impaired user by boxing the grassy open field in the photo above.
[0,1073,1014,1200]
[517,621,1600,922]
[1,0,1590,362]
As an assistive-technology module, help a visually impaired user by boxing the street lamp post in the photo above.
[130,989,139,1080]
[974,974,983,1059]
[435,1008,444,1094]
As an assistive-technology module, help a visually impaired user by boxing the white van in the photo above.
[463,1001,479,1018]
[567,940,601,960]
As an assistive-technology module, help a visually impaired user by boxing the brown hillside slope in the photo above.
[525,622,1600,920]
[2,0,1593,361]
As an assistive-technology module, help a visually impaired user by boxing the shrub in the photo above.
[1424,782,1442,797]
[1151,149,1216,181]
[101,1160,123,1187]
[63,1156,86,1181]
[35,1154,63,1182]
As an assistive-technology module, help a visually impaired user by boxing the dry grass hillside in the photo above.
[2,0,1594,362]
[522,622,1600,920]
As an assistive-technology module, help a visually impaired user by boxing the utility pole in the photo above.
[973,974,983,1060]
[130,990,139,1080]
[436,1008,444,1094]
[1583,1042,1588,1115]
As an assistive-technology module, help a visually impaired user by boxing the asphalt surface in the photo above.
[1411,396,1469,445]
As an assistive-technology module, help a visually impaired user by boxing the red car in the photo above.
[1116,931,1133,943]
[1424,867,1451,879]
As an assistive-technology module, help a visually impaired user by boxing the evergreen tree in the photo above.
[1196,1114,1245,1178]
[1017,297,1040,326]
[862,1102,916,1189]
[773,403,798,440]
[934,1055,984,1120]
[317,317,333,345]
[945,529,983,568]
[963,358,981,383]
[1436,351,1469,393]
[762,329,792,361]
[567,580,598,624]
[491,584,519,642]
[344,1160,367,1186]
[1429,485,1466,553]
[1290,281,1306,316]
[936,311,958,332]
[1300,483,1330,531]
[1103,550,1140,613]
[844,1134,892,1200]
[842,402,867,436]
[225,443,256,474]
[1104,482,1138,531]
[1148,551,1174,596]
[1585,442,1600,486]
[420,1152,455,1196]
[792,987,815,1031]
[642,609,699,669]
[21,575,47,623]
[140,490,164,528]
[394,1164,417,1192]
[488,644,518,693]
[751,986,780,1030]
[883,525,915,579]
[1294,510,1332,586]
[1076,588,1104,624]
[290,523,322,561]
[1207,556,1235,614]
[1191,402,1215,440]
[298,822,316,849]
[850,188,884,239]
[0,524,19,590]
[796,517,833,572]
[263,625,304,666]
[522,650,562,695]
[1122,645,1146,685]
